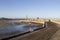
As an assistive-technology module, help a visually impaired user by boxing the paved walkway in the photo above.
[9,22,59,40]
[50,29,60,40]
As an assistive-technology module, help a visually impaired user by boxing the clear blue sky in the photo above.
[0,0,60,18]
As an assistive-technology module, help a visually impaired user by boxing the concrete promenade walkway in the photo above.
[9,22,59,40]
[50,28,60,40]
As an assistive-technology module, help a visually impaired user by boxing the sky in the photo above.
[0,0,60,18]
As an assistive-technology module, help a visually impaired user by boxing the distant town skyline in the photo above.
[0,0,60,18]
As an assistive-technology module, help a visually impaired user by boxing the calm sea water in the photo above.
[0,24,39,39]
